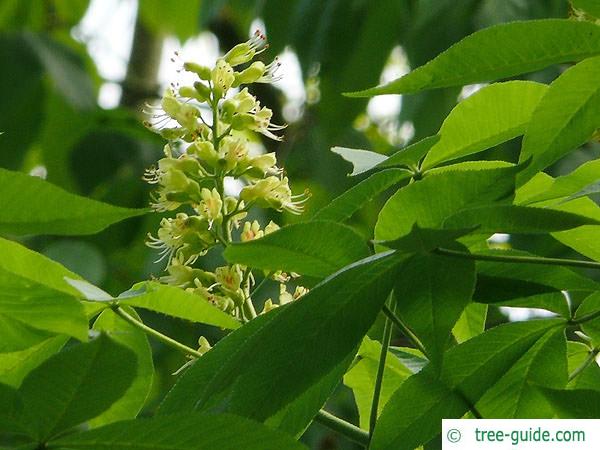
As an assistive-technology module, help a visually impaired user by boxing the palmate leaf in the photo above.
[89,308,154,428]
[370,319,564,450]
[312,169,411,223]
[159,252,403,428]
[331,146,388,176]
[48,413,306,450]
[518,56,600,184]
[574,292,600,343]
[0,238,87,340]
[330,136,439,177]
[519,159,600,205]
[442,204,600,234]
[223,221,371,278]
[119,283,240,330]
[476,329,567,418]
[343,337,413,429]
[393,244,476,367]
[452,303,487,344]
[539,388,600,418]
[18,335,137,441]
[0,168,147,236]
[348,20,600,97]
[422,81,548,169]
[375,162,519,242]
[0,336,67,388]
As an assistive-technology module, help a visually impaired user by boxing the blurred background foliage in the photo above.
[2,0,596,448]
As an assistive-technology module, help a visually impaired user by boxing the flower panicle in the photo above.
[143,32,309,323]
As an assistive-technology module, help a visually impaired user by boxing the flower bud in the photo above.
[193,81,211,101]
[183,62,212,80]
[179,86,205,103]
[233,61,266,86]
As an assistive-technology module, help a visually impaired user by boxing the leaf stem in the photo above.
[370,299,393,437]
[569,309,600,326]
[434,247,600,271]
[382,304,429,358]
[568,348,600,382]
[111,305,202,358]
[314,409,370,447]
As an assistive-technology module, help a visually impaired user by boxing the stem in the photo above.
[250,274,270,298]
[314,410,370,447]
[382,304,429,358]
[435,247,600,271]
[370,301,393,437]
[570,309,600,326]
[569,348,599,382]
[111,305,202,358]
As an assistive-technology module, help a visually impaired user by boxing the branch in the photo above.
[569,348,600,382]
[111,305,202,358]
[370,302,393,437]
[435,247,600,271]
[382,304,429,358]
[314,409,370,447]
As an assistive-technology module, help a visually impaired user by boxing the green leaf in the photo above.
[19,334,137,441]
[376,135,440,170]
[0,382,23,434]
[48,413,306,450]
[312,169,410,223]
[0,168,147,236]
[476,329,567,418]
[158,309,284,414]
[0,271,87,341]
[0,315,53,353]
[567,342,600,390]
[0,237,82,296]
[343,337,413,429]
[331,146,388,176]
[452,303,487,344]
[442,205,600,234]
[0,336,67,387]
[540,388,600,418]
[520,159,600,205]
[518,56,600,184]
[377,224,478,254]
[160,252,402,424]
[422,81,548,169]
[375,162,518,242]
[476,248,600,293]
[575,292,600,343]
[371,319,564,449]
[89,308,154,427]
[393,245,476,366]
[119,282,240,330]
[551,197,600,262]
[161,307,351,437]
[223,221,371,278]
[266,353,354,437]
[347,20,600,97]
